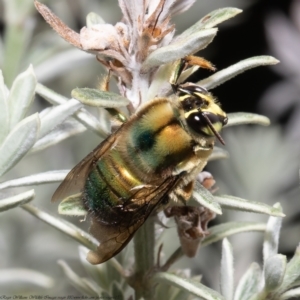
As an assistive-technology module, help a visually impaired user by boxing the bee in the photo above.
[52,57,228,264]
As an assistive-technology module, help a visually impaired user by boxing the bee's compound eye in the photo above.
[186,112,225,136]
[222,116,228,125]
[186,113,207,134]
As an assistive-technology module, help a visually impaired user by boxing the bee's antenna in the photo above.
[201,113,225,145]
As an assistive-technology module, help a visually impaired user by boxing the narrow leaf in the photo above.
[276,245,300,294]
[0,170,68,190]
[0,113,40,176]
[142,28,217,72]
[225,113,270,128]
[152,272,225,300]
[22,204,99,252]
[31,119,86,153]
[36,83,110,138]
[215,195,285,217]
[202,222,266,247]
[0,190,35,212]
[38,99,82,139]
[198,56,279,90]
[57,260,99,296]
[179,7,242,39]
[221,238,234,300]
[0,268,54,289]
[279,287,300,300]
[263,203,283,262]
[8,65,37,129]
[72,88,130,108]
[264,254,286,292]
[58,193,88,216]
[190,181,222,214]
[234,263,262,300]
[0,70,9,143]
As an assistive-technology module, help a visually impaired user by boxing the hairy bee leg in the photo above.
[170,55,216,90]
[185,55,216,71]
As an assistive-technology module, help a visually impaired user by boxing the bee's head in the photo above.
[178,83,228,145]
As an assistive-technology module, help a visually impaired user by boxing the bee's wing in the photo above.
[52,129,120,202]
[86,175,181,264]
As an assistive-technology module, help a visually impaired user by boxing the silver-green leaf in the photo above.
[8,65,37,129]
[264,254,286,292]
[58,193,88,216]
[202,222,266,247]
[38,99,83,139]
[215,195,285,217]
[0,170,68,190]
[190,181,222,214]
[0,113,40,177]
[0,70,9,143]
[226,113,270,128]
[152,272,225,300]
[142,28,217,72]
[179,7,242,39]
[263,203,283,262]
[234,263,262,300]
[72,88,130,108]
[0,189,35,212]
[221,238,234,300]
[198,56,279,90]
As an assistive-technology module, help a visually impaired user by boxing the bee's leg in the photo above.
[170,55,215,90]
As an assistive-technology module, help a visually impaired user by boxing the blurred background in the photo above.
[0,0,299,296]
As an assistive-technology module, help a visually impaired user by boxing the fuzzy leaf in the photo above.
[72,88,130,108]
[36,83,110,138]
[179,7,242,39]
[58,193,88,216]
[221,238,234,300]
[279,287,300,300]
[263,203,283,262]
[31,119,86,153]
[86,12,105,28]
[8,65,37,129]
[0,170,68,190]
[0,113,40,177]
[198,56,279,90]
[0,190,35,212]
[152,272,225,300]
[225,113,270,128]
[264,254,286,292]
[38,99,83,139]
[190,181,222,214]
[209,147,229,161]
[215,195,285,217]
[0,268,54,289]
[142,28,217,72]
[202,222,266,247]
[22,204,99,252]
[57,260,99,296]
[0,70,9,143]
[234,263,262,300]
[276,245,300,294]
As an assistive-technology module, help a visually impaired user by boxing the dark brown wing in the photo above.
[52,127,121,202]
[85,175,181,264]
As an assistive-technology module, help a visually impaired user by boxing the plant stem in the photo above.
[133,217,155,300]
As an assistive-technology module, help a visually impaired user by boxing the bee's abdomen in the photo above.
[83,149,142,223]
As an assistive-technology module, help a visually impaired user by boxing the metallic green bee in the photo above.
[52,57,228,264]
